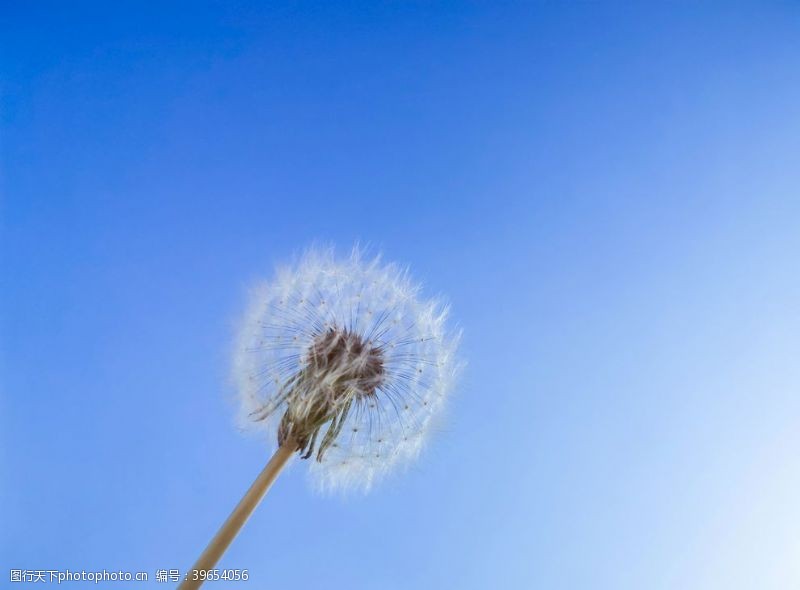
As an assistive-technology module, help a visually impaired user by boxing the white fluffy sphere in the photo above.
[233,247,461,492]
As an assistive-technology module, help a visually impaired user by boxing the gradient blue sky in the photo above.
[3,3,800,588]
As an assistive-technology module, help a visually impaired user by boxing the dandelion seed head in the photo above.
[233,246,461,493]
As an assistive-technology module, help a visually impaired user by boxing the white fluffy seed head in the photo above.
[233,246,461,493]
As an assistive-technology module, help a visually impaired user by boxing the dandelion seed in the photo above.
[179,246,461,589]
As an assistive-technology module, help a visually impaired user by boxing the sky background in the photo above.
[3,2,800,588]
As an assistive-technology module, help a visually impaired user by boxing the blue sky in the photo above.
[3,2,800,588]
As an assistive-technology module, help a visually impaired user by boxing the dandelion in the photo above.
[179,246,460,588]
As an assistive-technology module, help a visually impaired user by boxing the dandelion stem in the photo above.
[178,441,297,590]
